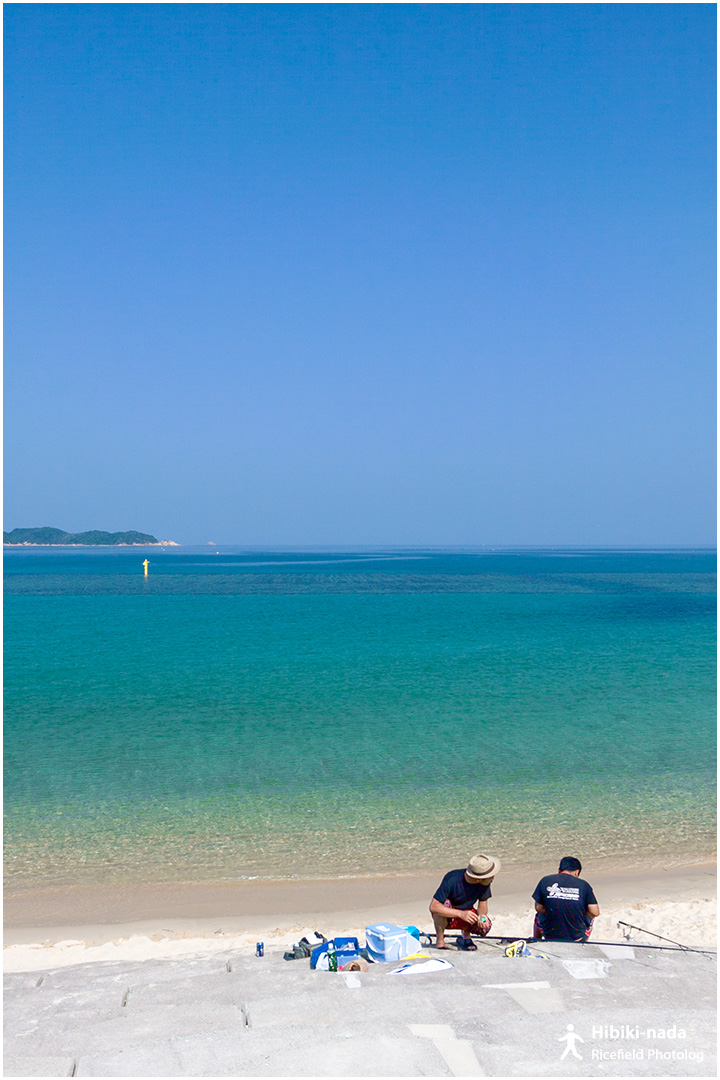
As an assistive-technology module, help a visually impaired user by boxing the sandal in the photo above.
[459,938,478,951]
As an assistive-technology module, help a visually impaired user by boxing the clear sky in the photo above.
[4,3,716,546]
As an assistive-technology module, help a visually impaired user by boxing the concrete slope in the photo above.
[4,939,716,1077]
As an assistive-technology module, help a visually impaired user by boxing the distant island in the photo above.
[3,527,179,547]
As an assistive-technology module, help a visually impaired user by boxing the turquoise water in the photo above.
[4,549,716,889]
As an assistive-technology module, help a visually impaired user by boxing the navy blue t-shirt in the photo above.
[532,873,597,941]
[434,869,492,909]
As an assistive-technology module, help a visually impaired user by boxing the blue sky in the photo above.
[4,4,716,546]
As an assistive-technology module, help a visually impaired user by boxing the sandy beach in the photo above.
[5,857,715,973]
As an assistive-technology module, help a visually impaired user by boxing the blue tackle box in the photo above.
[310,936,361,970]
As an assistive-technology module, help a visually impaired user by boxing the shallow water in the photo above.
[4,548,716,888]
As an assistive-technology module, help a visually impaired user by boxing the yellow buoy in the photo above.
[143,559,149,577]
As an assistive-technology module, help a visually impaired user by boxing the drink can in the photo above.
[256,942,264,957]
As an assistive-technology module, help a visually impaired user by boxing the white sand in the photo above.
[5,883,716,973]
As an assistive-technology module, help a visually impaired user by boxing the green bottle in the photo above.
[328,945,338,972]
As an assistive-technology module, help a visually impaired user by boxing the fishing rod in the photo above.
[420,931,716,958]
[488,935,715,956]
[616,920,717,959]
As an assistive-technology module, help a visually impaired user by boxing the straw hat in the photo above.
[465,854,501,881]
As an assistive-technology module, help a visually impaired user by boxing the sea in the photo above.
[3,547,716,892]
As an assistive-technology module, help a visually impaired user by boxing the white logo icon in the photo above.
[558,1023,584,1060]
[547,883,580,900]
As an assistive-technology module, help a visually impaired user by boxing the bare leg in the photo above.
[431,910,451,948]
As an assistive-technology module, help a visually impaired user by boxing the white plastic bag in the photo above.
[388,958,453,975]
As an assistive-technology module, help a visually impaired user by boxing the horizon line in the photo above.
[4,543,717,553]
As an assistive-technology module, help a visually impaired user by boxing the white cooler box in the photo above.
[365,923,418,963]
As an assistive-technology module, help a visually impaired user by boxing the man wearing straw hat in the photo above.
[429,854,501,950]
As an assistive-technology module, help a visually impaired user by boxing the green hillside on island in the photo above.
[4,527,162,546]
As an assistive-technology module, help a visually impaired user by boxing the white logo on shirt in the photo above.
[547,883,581,900]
